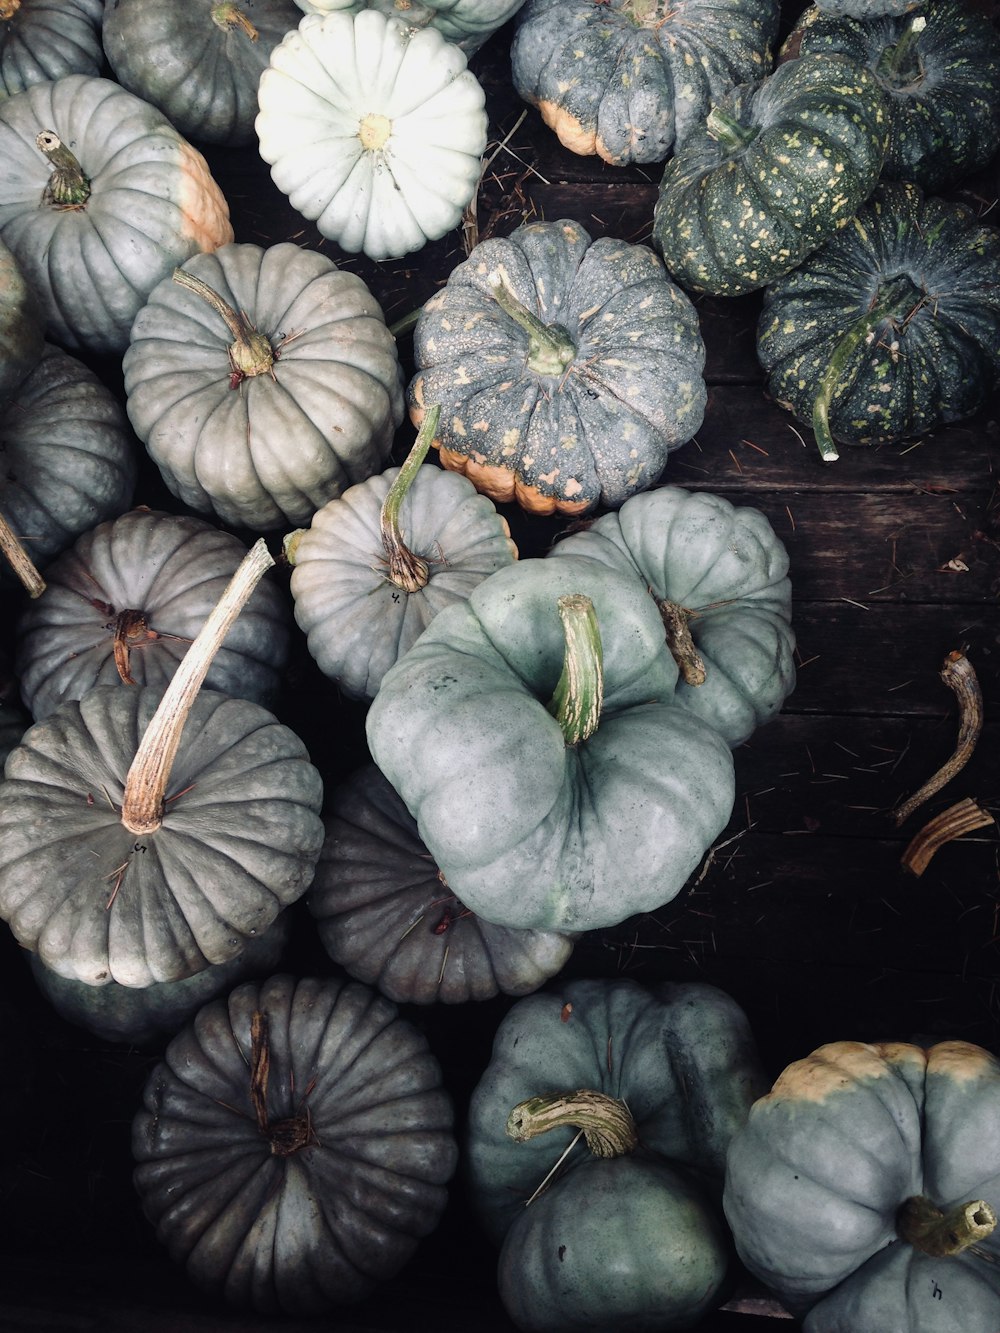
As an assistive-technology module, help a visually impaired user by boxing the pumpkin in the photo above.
[723,1039,1000,1330]
[0,234,42,400]
[467,977,768,1330]
[1,343,136,574]
[0,0,103,99]
[132,972,459,1313]
[287,406,518,700]
[256,10,488,261]
[757,180,1000,463]
[0,74,233,355]
[15,508,292,721]
[814,0,920,16]
[652,52,889,297]
[365,555,736,933]
[782,1,1000,192]
[549,486,795,747]
[102,0,302,147]
[509,0,780,166]
[308,765,574,1004]
[292,0,526,54]
[123,241,404,530]
[407,218,708,516]
[0,542,325,987]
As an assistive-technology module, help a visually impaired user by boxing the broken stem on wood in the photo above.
[900,798,995,877]
[892,650,983,826]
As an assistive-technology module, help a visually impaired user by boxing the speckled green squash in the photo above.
[757,181,1000,462]
[724,1040,1000,1331]
[0,0,103,99]
[408,219,707,516]
[652,52,889,297]
[814,0,919,16]
[783,0,1000,191]
[509,0,779,166]
[549,486,795,747]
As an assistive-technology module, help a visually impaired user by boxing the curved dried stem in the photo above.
[892,650,983,826]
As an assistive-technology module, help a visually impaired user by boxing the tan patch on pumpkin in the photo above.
[765,1040,928,1104]
[926,1040,1000,1083]
[537,100,598,159]
[177,143,234,251]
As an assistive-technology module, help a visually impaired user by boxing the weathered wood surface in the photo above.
[0,10,998,1333]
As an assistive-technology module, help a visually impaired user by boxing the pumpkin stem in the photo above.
[876,15,927,89]
[897,1194,997,1257]
[657,598,707,685]
[112,609,161,685]
[171,268,275,380]
[359,113,393,152]
[486,268,577,378]
[0,0,21,18]
[380,405,441,593]
[705,104,759,155]
[547,594,603,746]
[901,797,995,877]
[0,510,45,598]
[507,1088,638,1158]
[36,131,91,208]
[119,538,274,836]
[891,650,983,826]
[248,1008,318,1156]
[212,2,259,39]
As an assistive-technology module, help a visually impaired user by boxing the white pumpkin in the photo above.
[255,10,488,261]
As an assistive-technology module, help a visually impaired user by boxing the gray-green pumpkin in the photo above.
[757,181,1000,462]
[782,0,1000,192]
[0,0,103,99]
[652,52,889,297]
[0,235,41,401]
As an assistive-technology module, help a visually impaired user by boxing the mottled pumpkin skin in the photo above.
[0,0,103,99]
[724,1040,1000,1331]
[757,182,1000,452]
[308,766,574,1004]
[652,53,889,297]
[814,0,920,15]
[0,234,42,400]
[510,0,779,165]
[783,1,1000,191]
[549,486,795,747]
[409,219,707,516]
[133,974,458,1313]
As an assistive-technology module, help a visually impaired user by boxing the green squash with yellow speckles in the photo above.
[652,52,889,297]
[407,218,707,517]
[757,181,1000,462]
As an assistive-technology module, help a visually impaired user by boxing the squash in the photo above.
[549,486,795,747]
[308,764,574,1004]
[757,180,1000,462]
[124,241,404,530]
[0,74,233,355]
[132,973,459,1313]
[782,1,1000,192]
[365,555,735,932]
[102,0,302,146]
[292,0,526,54]
[0,0,103,99]
[256,10,488,261]
[467,976,768,1330]
[287,406,518,700]
[1,343,136,574]
[15,508,292,721]
[408,218,708,516]
[509,0,779,166]
[0,542,325,987]
[652,52,889,297]
[723,1039,1000,1330]
[0,234,42,400]
[814,0,921,16]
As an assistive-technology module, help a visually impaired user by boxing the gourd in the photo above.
[0,234,42,400]
[292,0,526,54]
[509,0,780,166]
[132,973,459,1313]
[0,542,325,987]
[255,10,488,261]
[124,241,404,530]
[814,0,920,16]
[102,0,302,146]
[287,406,518,700]
[723,1039,1000,1330]
[408,218,708,516]
[0,0,103,99]
[549,486,795,747]
[366,555,736,932]
[467,977,768,1331]
[15,508,292,721]
[308,765,575,1004]
[1,343,136,573]
[0,75,233,355]
[652,52,889,297]
[757,181,1000,463]
[782,0,1000,191]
